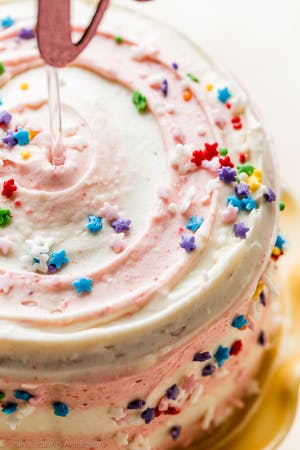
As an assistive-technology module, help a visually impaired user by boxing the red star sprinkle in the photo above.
[2,179,17,199]
[239,152,247,163]
[203,142,219,160]
[233,123,243,130]
[191,150,205,167]
[219,155,234,168]
[230,340,243,356]
[231,116,241,124]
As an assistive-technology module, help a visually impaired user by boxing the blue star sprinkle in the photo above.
[217,86,232,104]
[218,167,237,184]
[180,235,197,253]
[241,196,257,211]
[186,216,204,233]
[227,196,242,211]
[49,250,69,270]
[202,364,216,377]
[233,222,249,239]
[127,399,146,410]
[72,277,93,294]
[52,401,69,417]
[1,403,17,415]
[13,128,29,146]
[18,27,35,39]
[14,390,33,401]
[232,314,248,330]
[214,345,230,368]
[166,384,180,401]
[193,351,211,362]
[141,407,155,424]
[86,215,103,234]
[1,16,15,29]
[275,235,286,251]
[171,425,182,441]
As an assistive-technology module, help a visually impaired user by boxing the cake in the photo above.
[0,1,284,449]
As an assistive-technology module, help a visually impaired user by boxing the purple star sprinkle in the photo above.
[171,425,181,441]
[2,131,17,148]
[260,291,266,307]
[218,167,237,184]
[18,27,35,39]
[235,182,249,198]
[0,110,12,126]
[172,62,179,70]
[202,364,216,377]
[111,218,131,233]
[161,79,168,97]
[141,407,155,424]
[180,235,197,253]
[193,351,211,362]
[258,330,266,346]
[233,222,249,239]
[166,384,179,401]
[48,264,58,274]
[264,187,276,203]
[127,399,146,410]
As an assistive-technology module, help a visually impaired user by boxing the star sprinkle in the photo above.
[72,277,93,294]
[230,340,243,356]
[0,237,13,255]
[14,128,30,146]
[219,155,234,168]
[161,79,168,96]
[0,209,11,227]
[186,216,204,233]
[99,202,120,221]
[1,403,17,415]
[141,408,155,424]
[264,187,276,203]
[112,218,131,233]
[14,390,33,401]
[275,235,286,251]
[166,385,180,401]
[193,351,211,362]
[132,91,147,113]
[233,222,249,239]
[235,183,249,198]
[0,110,12,126]
[21,236,52,273]
[1,16,15,28]
[221,205,239,224]
[52,401,69,417]
[86,215,103,234]
[237,164,255,176]
[226,196,242,211]
[214,345,230,368]
[241,196,257,211]
[127,399,146,410]
[218,167,237,184]
[171,425,181,441]
[232,315,248,330]
[49,250,69,270]
[0,272,13,294]
[258,331,266,346]
[217,87,232,103]
[2,179,17,199]
[110,233,126,254]
[18,27,35,39]
[180,235,197,253]
[279,201,286,211]
[202,364,216,377]
[191,142,219,167]
[2,130,17,147]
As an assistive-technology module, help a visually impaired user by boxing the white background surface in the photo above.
[128,1,300,448]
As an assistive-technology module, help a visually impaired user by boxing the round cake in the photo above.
[0,1,283,449]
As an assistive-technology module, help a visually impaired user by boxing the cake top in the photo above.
[0,0,278,373]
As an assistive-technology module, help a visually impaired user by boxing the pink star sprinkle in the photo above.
[99,202,120,221]
[110,233,126,254]
[221,205,239,224]
[0,272,13,294]
[0,237,13,255]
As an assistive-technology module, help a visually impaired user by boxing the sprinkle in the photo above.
[230,340,243,356]
[279,201,286,211]
[161,79,168,96]
[219,148,228,156]
[172,62,179,70]
[260,291,266,307]
[0,237,13,255]
[186,216,204,233]
[110,233,126,254]
[187,73,199,83]
[49,250,69,270]
[214,345,230,368]
[0,272,13,294]
[275,235,286,251]
[193,351,211,362]
[20,82,29,90]
[0,391,5,400]
[115,36,123,44]
[263,187,276,203]
[202,364,216,377]
[111,218,131,233]
[2,130,17,147]
[247,169,262,192]
[226,196,242,211]
[206,83,213,91]
[0,209,11,227]
[241,196,257,211]
[180,234,196,253]
[52,401,69,417]
[166,384,180,401]
[99,202,119,221]
[237,164,255,176]
[1,403,17,415]
[191,149,205,167]
[127,400,146,410]
[232,315,248,330]
[233,222,249,239]
[18,27,35,39]
[253,281,265,300]
[239,152,247,163]
[141,408,155,424]
[2,179,17,199]
[221,205,239,224]
[14,390,33,401]
[21,150,31,159]
[132,91,147,113]
[258,331,266,346]
[171,425,181,441]
[235,183,249,198]
[0,110,12,125]
[218,167,237,184]
[183,89,192,101]
[14,128,30,146]
[0,62,5,76]
[86,215,103,234]
[1,16,15,28]
[217,87,232,103]
[29,129,40,141]
[72,277,93,294]
[219,155,234,168]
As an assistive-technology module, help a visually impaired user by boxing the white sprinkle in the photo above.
[180,185,196,213]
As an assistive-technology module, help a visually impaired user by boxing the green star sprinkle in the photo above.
[0,209,11,227]
[237,164,255,176]
[115,36,123,44]
[279,201,286,211]
[132,91,147,113]
[187,73,199,83]
[219,148,228,156]
[0,62,5,76]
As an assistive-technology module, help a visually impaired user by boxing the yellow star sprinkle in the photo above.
[206,83,213,91]
[29,129,40,141]
[20,82,29,90]
[21,150,31,159]
[272,247,281,256]
[253,281,265,301]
